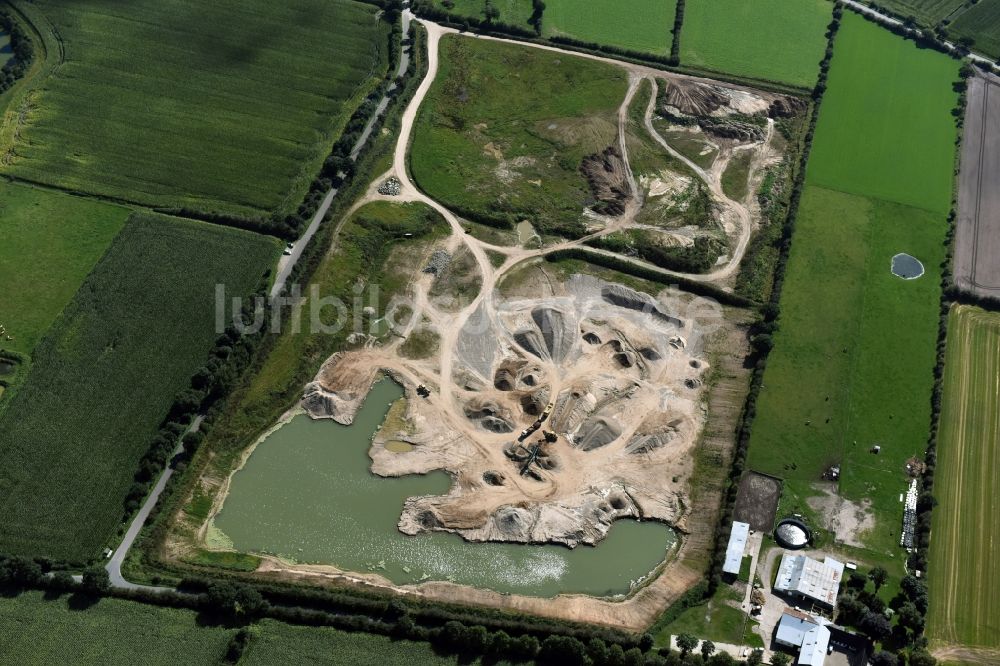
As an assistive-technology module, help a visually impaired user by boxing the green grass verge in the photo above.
[0,182,129,357]
[680,0,832,88]
[927,305,1000,650]
[1,0,388,218]
[410,33,627,238]
[654,585,748,647]
[721,150,753,201]
[806,12,960,215]
[0,214,280,562]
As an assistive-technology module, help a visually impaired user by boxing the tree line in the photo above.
[0,10,33,95]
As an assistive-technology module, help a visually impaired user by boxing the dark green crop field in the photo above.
[679,0,832,87]
[411,34,626,238]
[950,0,1000,59]
[0,182,129,358]
[747,12,957,571]
[1,0,387,219]
[0,215,279,562]
[0,591,460,665]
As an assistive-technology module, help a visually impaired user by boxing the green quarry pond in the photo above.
[215,378,676,597]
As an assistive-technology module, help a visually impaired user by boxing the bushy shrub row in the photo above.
[670,0,685,65]
[543,247,754,308]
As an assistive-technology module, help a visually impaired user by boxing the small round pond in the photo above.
[215,378,676,597]
[891,253,924,280]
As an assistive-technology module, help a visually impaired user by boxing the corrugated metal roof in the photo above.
[774,553,843,606]
[798,625,830,666]
[775,612,817,648]
[723,521,750,574]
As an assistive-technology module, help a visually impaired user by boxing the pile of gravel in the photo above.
[378,177,402,196]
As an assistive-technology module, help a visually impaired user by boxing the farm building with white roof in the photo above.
[722,521,750,576]
[774,553,845,608]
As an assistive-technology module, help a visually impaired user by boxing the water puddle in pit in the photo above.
[215,377,675,597]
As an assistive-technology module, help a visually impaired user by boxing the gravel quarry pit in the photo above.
[304,274,716,549]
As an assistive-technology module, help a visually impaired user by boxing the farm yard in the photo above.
[747,11,957,569]
[410,35,627,238]
[0,0,388,221]
[678,0,832,88]
[0,182,128,358]
[928,306,1000,653]
[0,215,279,562]
[0,591,456,665]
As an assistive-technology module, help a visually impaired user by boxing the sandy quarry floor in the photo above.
[183,18,796,628]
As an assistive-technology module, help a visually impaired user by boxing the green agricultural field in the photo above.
[432,0,533,24]
[0,215,280,562]
[0,0,387,220]
[429,0,676,55]
[411,34,627,238]
[0,182,128,358]
[542,0,676,56]
[0,591,232,664]
[747,11,957,571]
[679,0,831,88]
[0,591,462,665]
[748,187,946,553]
[873,0,967,26]
[807,13,960,213]
[242,620,468,665]
[950,0,1000,59]
[928,306,1000,651]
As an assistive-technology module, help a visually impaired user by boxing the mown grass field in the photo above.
[1,0,387,219]
[806,14,960,213]
[747,11,957,569]
[927,305,1000,650]
[411,34,627,238]
[0,215,280,562]
[542,0,676,56]
[430,0,675,55]
[0,182,128,357]
[679,0,832,88]
[0,591,461,665]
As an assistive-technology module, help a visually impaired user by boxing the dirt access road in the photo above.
[953,70,1000,301]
